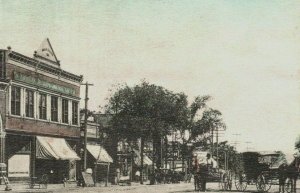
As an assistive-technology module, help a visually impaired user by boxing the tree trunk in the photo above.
[164,137,168,168]
[182,143,185,172]
[140,137,144,184]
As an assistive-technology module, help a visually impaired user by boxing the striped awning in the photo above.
[133,149,152,166]
[36,136,80,160]
[87,144,113,163]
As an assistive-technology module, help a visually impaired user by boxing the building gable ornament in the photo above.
[35,38,60,67]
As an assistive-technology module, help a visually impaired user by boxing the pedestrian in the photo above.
[278,163,287,193]
[116,167,120,185]
[135,169,140,182]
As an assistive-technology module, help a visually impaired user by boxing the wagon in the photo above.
[234,151,283,192]
[192,150,233,191]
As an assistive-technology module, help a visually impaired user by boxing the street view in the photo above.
[0,1,300,193]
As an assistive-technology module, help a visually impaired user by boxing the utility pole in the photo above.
[245,141,252,152]
[232,133,241,151]
[81,82,94,171]
[216,128,218,166]
[211,128,214,155]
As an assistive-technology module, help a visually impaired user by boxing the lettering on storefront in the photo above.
[13,71,76,96]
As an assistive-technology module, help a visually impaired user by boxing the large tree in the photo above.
[295,135,300,152]
[105,81,189,183]
[179,97,226,171]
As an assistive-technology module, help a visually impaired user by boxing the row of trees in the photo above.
[103,81,233,183]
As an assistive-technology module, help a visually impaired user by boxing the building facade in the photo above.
[0,39,82,183]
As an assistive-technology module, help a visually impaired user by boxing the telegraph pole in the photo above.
[232,133,241,151]
[245,141,252,152]
[216,128,219,165]
[81,82,94,171]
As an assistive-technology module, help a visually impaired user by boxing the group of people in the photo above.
[153,169,183,184]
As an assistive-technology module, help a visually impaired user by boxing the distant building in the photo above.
[0,39,82,183]
[80,113,113,185]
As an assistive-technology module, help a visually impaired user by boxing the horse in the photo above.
[192,156,201,191]
[278,155,300,193]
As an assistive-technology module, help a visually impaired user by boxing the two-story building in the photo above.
[0,39,82,183]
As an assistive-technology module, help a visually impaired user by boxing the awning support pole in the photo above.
[30,136,36,183]
[106,163,110,187]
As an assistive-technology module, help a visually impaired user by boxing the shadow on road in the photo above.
[171,189,256,193]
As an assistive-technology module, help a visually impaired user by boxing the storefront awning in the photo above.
[36,136,80,160]
[133,149,153,166]
[87,144,113,163]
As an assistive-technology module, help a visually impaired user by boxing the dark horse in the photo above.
[278,155,300,193]
[192,157,208,192]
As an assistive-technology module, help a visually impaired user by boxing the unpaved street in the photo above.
[9,182,300,193]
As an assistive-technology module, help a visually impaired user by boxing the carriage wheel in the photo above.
[234,173,247,191]
[284,178,292,193]
[221,173,232,191]
[40,174,48,189]
[256,173,271,192]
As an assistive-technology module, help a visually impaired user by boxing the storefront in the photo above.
[0,39,83,184]
[87,144,113,185]
[35,136,80,183]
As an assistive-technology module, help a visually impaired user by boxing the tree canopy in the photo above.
[295,135,300,151]
[105,81,189,141]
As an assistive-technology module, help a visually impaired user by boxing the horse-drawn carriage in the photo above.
[234,151,300,193]
[192,150,232,191]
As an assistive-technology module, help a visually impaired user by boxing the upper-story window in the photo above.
[72,101,78,125]
[39,93,47,120]
[62,99,68,124]
[25,90,34,118]
[51,96,58,122]
[0,51,5,79]
[11,86,21,116]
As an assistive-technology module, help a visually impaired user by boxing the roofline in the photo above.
[6,50,83,83]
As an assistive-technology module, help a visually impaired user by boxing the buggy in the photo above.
[234,151,284,192]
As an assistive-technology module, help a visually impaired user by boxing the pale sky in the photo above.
[0,0,299,154]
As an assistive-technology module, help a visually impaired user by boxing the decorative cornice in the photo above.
[7,51,83,83]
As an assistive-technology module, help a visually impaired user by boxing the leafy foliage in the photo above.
[295,135,300,151]
[105,81,189,142]
[190,108,226,142]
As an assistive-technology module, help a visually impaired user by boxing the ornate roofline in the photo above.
[6,50,83,83]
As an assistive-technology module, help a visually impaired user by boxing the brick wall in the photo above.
[6,116,80,138]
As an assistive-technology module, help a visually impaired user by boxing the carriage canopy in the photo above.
[192,150,218,168]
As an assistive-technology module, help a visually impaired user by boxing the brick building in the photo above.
[0,39,83,183]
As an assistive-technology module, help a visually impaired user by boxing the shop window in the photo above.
[39,94,47,120]
[25,90,34,118]
[11,86,21,115]
[72,101,78,125]
[62,99,68,124]
[51,96,58,122]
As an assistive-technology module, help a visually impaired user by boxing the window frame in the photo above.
[39,93,47,120]
[62,98,69,124]
[51,96,58,122]
[25,89,34,118]
[11,86,21,116]
[72,101,78,125]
